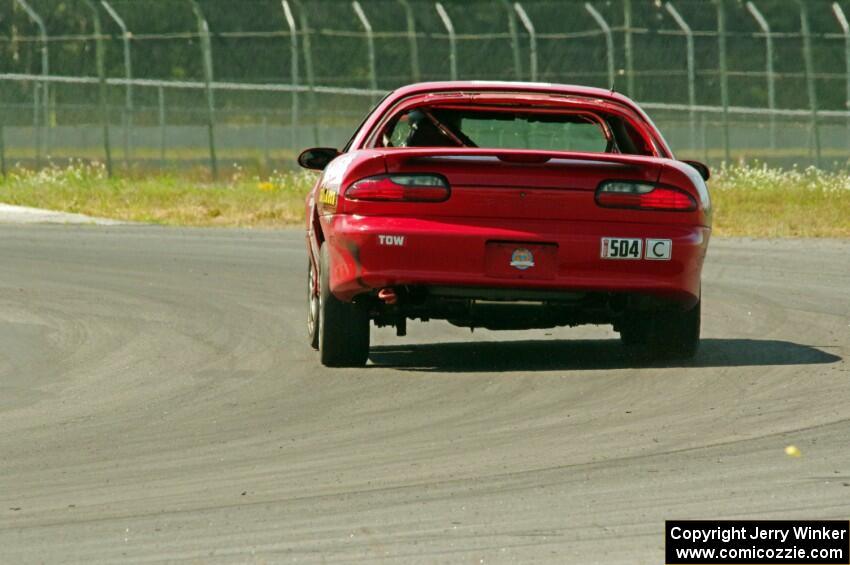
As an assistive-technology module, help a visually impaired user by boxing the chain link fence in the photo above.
[3,0,850,177]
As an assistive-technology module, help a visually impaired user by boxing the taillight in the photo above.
[345,174,450,202]
[596,181,696,211]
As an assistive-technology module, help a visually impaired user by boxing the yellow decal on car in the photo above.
[319,188,338,208]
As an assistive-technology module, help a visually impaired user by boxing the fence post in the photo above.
[32,82,40,168]
[294,1,319,146]
[101,0,133,168]
[624,0,635,96]
[352,1,378,97]
[435,3,458,80]
[799,1,821,168]
[501,0,523,80]
[398,0,421,82]
[262,115,270,168]
[665,2,696,152]
[190,0,217,180]
[281,1,299,156]
[584,3,614,89]
[832,2,850,150]
[15,0,48,166]
[513,3,537,82]
[83,0,113,177]
[746,2,776,150]
[158,86,166,166]
[0,123,5,177]
[716,0,731,164]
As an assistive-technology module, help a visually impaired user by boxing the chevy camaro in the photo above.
[300,81,711,367]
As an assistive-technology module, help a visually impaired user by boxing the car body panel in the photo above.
[323,214,707,307]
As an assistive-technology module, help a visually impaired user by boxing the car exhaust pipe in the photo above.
[378,288,398,305]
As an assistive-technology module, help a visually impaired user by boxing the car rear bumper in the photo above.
[321,214,710,308]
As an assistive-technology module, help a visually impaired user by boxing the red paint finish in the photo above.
[304,81,711,321]
[324,215,707,307]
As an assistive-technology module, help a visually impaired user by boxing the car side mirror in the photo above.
[297,147,340,171]
[682,160,710,181]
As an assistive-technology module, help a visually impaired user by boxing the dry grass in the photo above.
[0,161,849,237]
[711,163,850,237]
[0,161,315,228]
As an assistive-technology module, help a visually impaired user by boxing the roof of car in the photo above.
[388,81,637,106]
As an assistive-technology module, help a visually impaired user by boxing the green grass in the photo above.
[710,163,850,237]
[0,161,849,237]
[0,161,315,228]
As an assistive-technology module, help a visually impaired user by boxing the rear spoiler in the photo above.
[385,148,661,169]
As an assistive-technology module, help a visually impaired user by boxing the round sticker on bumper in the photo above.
[510,248,535,270]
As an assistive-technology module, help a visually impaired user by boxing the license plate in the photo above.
[601,237,642,260]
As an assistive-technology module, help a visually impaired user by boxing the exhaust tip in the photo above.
[378,288,398,305]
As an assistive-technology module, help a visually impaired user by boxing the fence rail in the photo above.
[3,0,850,176]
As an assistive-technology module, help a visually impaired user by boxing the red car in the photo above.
[300,82,711,367]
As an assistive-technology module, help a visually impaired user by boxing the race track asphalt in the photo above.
[0,224,847,564]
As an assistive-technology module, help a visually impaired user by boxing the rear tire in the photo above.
[307,260,319,350]
[619,300,700,360]
[318,245,370,367]
[649,300,700,360]
[617,315,647,347]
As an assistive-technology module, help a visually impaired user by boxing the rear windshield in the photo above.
[379,106,654,155]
